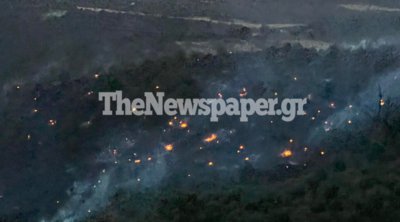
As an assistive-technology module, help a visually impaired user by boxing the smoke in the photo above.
[308,69,400,143]
[47,132,170,222]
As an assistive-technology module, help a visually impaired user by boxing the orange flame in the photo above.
[180,122,188,129]
[280,149,293,158]
[204,134,217,143]
[164,144,174,152]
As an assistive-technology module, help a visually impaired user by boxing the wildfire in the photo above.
[164,144,174,152]
[280,149,293,158]
[204,134,217,143]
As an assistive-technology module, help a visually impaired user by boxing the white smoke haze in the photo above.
[48,141,169,222]
[340,4,400,13]
[308,69,400,144]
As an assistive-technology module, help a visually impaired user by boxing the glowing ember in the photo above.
[239,145,245,150]
[280,149,293,158]
[239,88,248,97]
[134,159,141,164]
[179,121,188,129]
[164,144,174,151]
[380,99,385,106]
[48,119,57,126]
[204,134,217,143]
